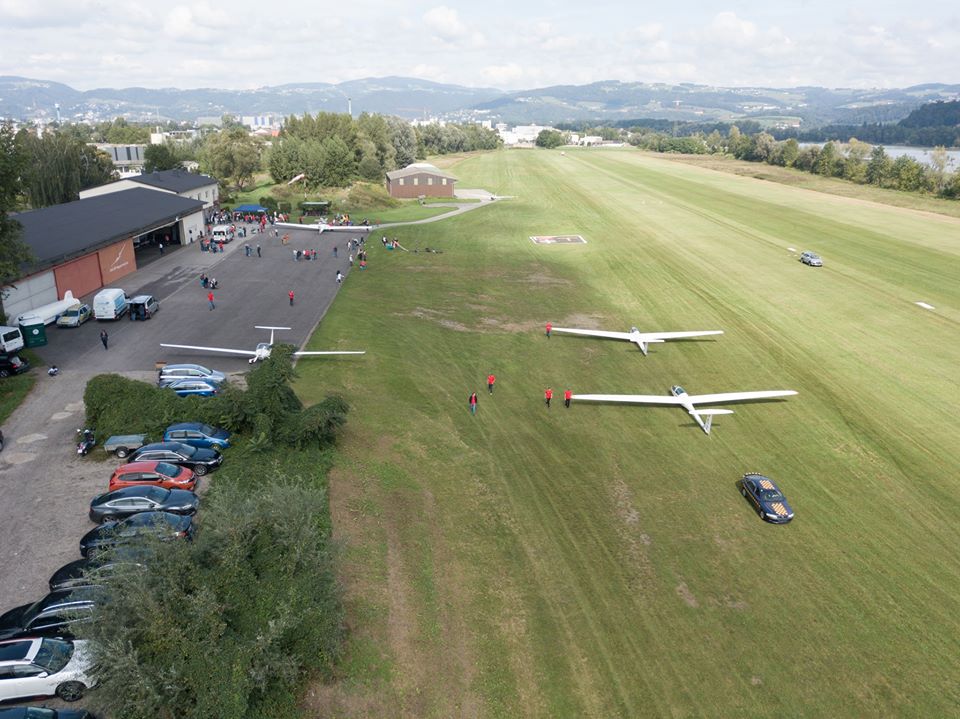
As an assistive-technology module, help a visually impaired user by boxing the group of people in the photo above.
[199,274,219,289]
[293,248,319,261]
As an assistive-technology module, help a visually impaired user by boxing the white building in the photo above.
[79,169,219,214]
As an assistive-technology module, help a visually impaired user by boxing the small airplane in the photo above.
[550,326,723,356]
[571,385,797,435]
[161,326,365,365]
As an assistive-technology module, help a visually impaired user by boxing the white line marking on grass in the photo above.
[915,302,936,310]
[787,247,797,252]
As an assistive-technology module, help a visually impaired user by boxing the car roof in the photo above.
[115,460,171,471]
[97,485,169,501]
[160,364,213,373]
[0,638,38,663]
[744,473,781,489]
[135,442,189,453]
[167,422,206,431]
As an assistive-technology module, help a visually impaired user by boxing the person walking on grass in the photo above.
[469,392,478,415]
[289,290,295,306]
[544,387,553,408]
[336,270,343,285]
[487,373,496,394]
[564,389,572,408]
[99,330,109,350]
[208,291,215,310]
[546,322,552,339]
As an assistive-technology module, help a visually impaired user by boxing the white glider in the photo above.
[161,326,365,365]
[551,326,723,356]
[572,385,797,435]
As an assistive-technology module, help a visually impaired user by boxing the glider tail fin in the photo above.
[689,408,735,435]
[634,338,664,355]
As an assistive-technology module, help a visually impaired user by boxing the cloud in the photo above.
[423,6,467,41]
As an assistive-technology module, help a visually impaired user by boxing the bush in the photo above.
[343,181,399,212]
[258,195,279,212]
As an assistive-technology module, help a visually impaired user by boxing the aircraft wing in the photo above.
[552,327,635,341]
[294,351,366,356]
[686,390,797,405]
[571,394,687,405]
[160,343,257,357]
[643,330,724,341]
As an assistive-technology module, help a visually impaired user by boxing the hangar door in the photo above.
[1,271,58,322]
[54,254,102,299]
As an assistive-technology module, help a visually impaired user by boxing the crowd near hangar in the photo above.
[2,170,216,321]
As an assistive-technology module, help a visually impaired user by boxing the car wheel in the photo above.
[115,447,129,458]
[56,680,87,701]
[757,506,765,519]
[0,369,9,378]
[193,464,208,476]
[739,485,746,497]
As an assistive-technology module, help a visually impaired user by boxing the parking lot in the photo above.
[0,224,369,611]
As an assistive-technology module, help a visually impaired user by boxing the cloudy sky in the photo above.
[1,0,957,90]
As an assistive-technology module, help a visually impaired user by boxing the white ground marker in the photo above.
[915,302,936,310]
[787,247,797,253]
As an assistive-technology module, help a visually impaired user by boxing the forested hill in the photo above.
[772,100,960,147]
[898,100,960,128]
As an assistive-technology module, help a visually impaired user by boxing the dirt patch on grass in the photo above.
[675,582,700,608]
[609,478,656,592]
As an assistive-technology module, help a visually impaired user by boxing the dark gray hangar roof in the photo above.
[13,188,204,269]
[128,169,216,193]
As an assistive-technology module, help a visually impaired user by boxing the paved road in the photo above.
[0,223,369,611]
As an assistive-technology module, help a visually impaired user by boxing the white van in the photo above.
[0,326,25,353]
[211,225,234,242]
[93,288,128,320]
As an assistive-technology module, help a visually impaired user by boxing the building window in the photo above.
[413,177,419,185]
[398,178,404,185]
[441,178,447,185]
[427,177,433,185]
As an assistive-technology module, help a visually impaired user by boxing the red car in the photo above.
[108,461,197,492]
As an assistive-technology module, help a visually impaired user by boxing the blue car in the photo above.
[164,379,219,397]
[739,473,795,524]
[164,422,231,450]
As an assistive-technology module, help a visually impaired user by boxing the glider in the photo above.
[551,326,723,356]
[571,385,797,435]
[161,326,365,365]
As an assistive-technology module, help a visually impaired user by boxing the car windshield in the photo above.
[33,638,73,673]
[177,444,197,457]
[63,308,80,317]
[758,489,784,501]
[198,424,214,435]
[156,462,183,477]
[142,485,168,501]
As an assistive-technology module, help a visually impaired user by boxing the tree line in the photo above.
[628,126,960,199]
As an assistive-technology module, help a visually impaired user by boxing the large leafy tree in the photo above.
[16,130,115,208]
[144,143,180,172]
[0,125,34,307]
[201,129,262,191]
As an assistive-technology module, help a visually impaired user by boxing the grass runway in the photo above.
[296,148,960,717]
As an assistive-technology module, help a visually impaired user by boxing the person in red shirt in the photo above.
[487,374,496,394]
[564,389,572,408]
[544,388,553,408]
[207,291,215,310]
[545,322,552,339]
[469,392,478,415]
[289,290,295,306]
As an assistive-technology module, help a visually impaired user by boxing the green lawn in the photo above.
[295,148,960,718]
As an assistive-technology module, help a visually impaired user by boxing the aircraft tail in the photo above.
[634,338,664,355]
[689,408,734,435]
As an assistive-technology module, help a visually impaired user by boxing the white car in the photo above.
[0,637,95,702]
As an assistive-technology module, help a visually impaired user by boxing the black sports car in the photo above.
[49,547,151,592]
[0,588,101,640]
[125,442,222,476]
[89,486,198,523]
[739,473,795,523]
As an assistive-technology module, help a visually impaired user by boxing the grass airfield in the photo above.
[296,148,960,717]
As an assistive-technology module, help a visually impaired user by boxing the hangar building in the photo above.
[2,189,204,321]
[385,163,457,199]
[79,168,219,209]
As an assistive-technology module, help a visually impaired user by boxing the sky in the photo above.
[0,0,958,91]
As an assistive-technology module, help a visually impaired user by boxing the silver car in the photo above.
[799,251,823,267]
[157,363,226,387]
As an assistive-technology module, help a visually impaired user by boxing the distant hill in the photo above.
[898,100,960,128]
[1,75,958,128]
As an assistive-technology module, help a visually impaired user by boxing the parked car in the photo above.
[0,588,101,641]
[89,486,198,523]
[79,511,195,557]
[48,547,150,592]
[126,442,222,476]
[163,379,219,397]
[799,251,823,267]
[55,303,91,328]
[0,353,30,379]
[163,422,231,450]
[127,294,159,321]
[157,364,225,387]
[0,637,95,702]
[0,707,96,718]
[739,473,795,523]
[108,461,197,492]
